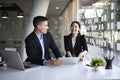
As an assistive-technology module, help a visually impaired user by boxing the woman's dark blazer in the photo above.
[25,31,62,65]
[64,33,88,57]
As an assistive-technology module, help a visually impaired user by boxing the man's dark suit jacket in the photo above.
[25,31,62,65]
[64,33,88,57]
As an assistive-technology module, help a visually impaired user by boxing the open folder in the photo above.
[59,57,79,65]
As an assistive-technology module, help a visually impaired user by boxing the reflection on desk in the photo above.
[0,60,120,80]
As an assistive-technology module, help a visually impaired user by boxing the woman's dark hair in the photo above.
[70,21,81,28]
[33,16,48,28]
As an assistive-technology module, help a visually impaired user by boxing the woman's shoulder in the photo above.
[79,34,86,41]
[77,33,85,39]
[80,34,85,37]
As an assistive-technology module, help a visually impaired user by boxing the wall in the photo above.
[0,0,50,61]
[46,0,79,56]
[47,15,63,56]
[59,0,79,55]
[0,0,79,59]
[0,12,26,58]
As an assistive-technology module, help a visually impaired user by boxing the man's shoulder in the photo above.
[46,32,51,35]
[25,32,35,40]
[64,34,71,39]
[44,32,51,37]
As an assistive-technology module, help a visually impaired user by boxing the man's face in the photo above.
[37,21,49,34]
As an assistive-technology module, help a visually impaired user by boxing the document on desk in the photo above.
[59,57,79,65]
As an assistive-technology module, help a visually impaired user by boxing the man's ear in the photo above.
[37,24,42,28]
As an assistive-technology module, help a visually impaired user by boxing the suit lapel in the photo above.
[68,34,73,49]
[43,34,47,50]
[43,34,47,59]
[74,33,81,48]
[32,32,42,54]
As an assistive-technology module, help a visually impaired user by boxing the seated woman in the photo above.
[64,21,88,61]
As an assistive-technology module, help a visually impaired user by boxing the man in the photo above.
[25,16,62,65]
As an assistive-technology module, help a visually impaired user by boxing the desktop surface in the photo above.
[0,60,120,80]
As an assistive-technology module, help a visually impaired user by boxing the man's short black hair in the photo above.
[33,16,48,28]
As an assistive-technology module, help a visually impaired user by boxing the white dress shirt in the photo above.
[35,32,45,60]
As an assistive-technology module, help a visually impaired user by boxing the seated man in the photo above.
[25,16,62,66]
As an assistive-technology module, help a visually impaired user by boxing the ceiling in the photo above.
[0,3,23,11]
[80,0,100,6]
[47,0,100,15]
[47,0,71,15]
[0,0,100,16]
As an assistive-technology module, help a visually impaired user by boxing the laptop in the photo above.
[59,57,79,65]
[0,50,39,71]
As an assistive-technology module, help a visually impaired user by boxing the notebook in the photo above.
[0,50,39,71]
[59,57,79,65]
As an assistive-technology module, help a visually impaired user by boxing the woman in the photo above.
[64,21,88,61]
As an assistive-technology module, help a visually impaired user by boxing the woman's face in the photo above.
[70,23,80,35]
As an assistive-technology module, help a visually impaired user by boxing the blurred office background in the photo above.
[0,0,120,65]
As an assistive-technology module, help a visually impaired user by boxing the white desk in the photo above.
[0,60,120,80]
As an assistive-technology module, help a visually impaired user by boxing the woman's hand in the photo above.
[78,50,88,61]
[66,51,72,57]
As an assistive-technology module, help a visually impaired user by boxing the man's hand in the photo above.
[45,59,62,66]
[52,59,62,66]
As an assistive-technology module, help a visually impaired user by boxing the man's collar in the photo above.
[35,31,43,40]
[40,35,43,40]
